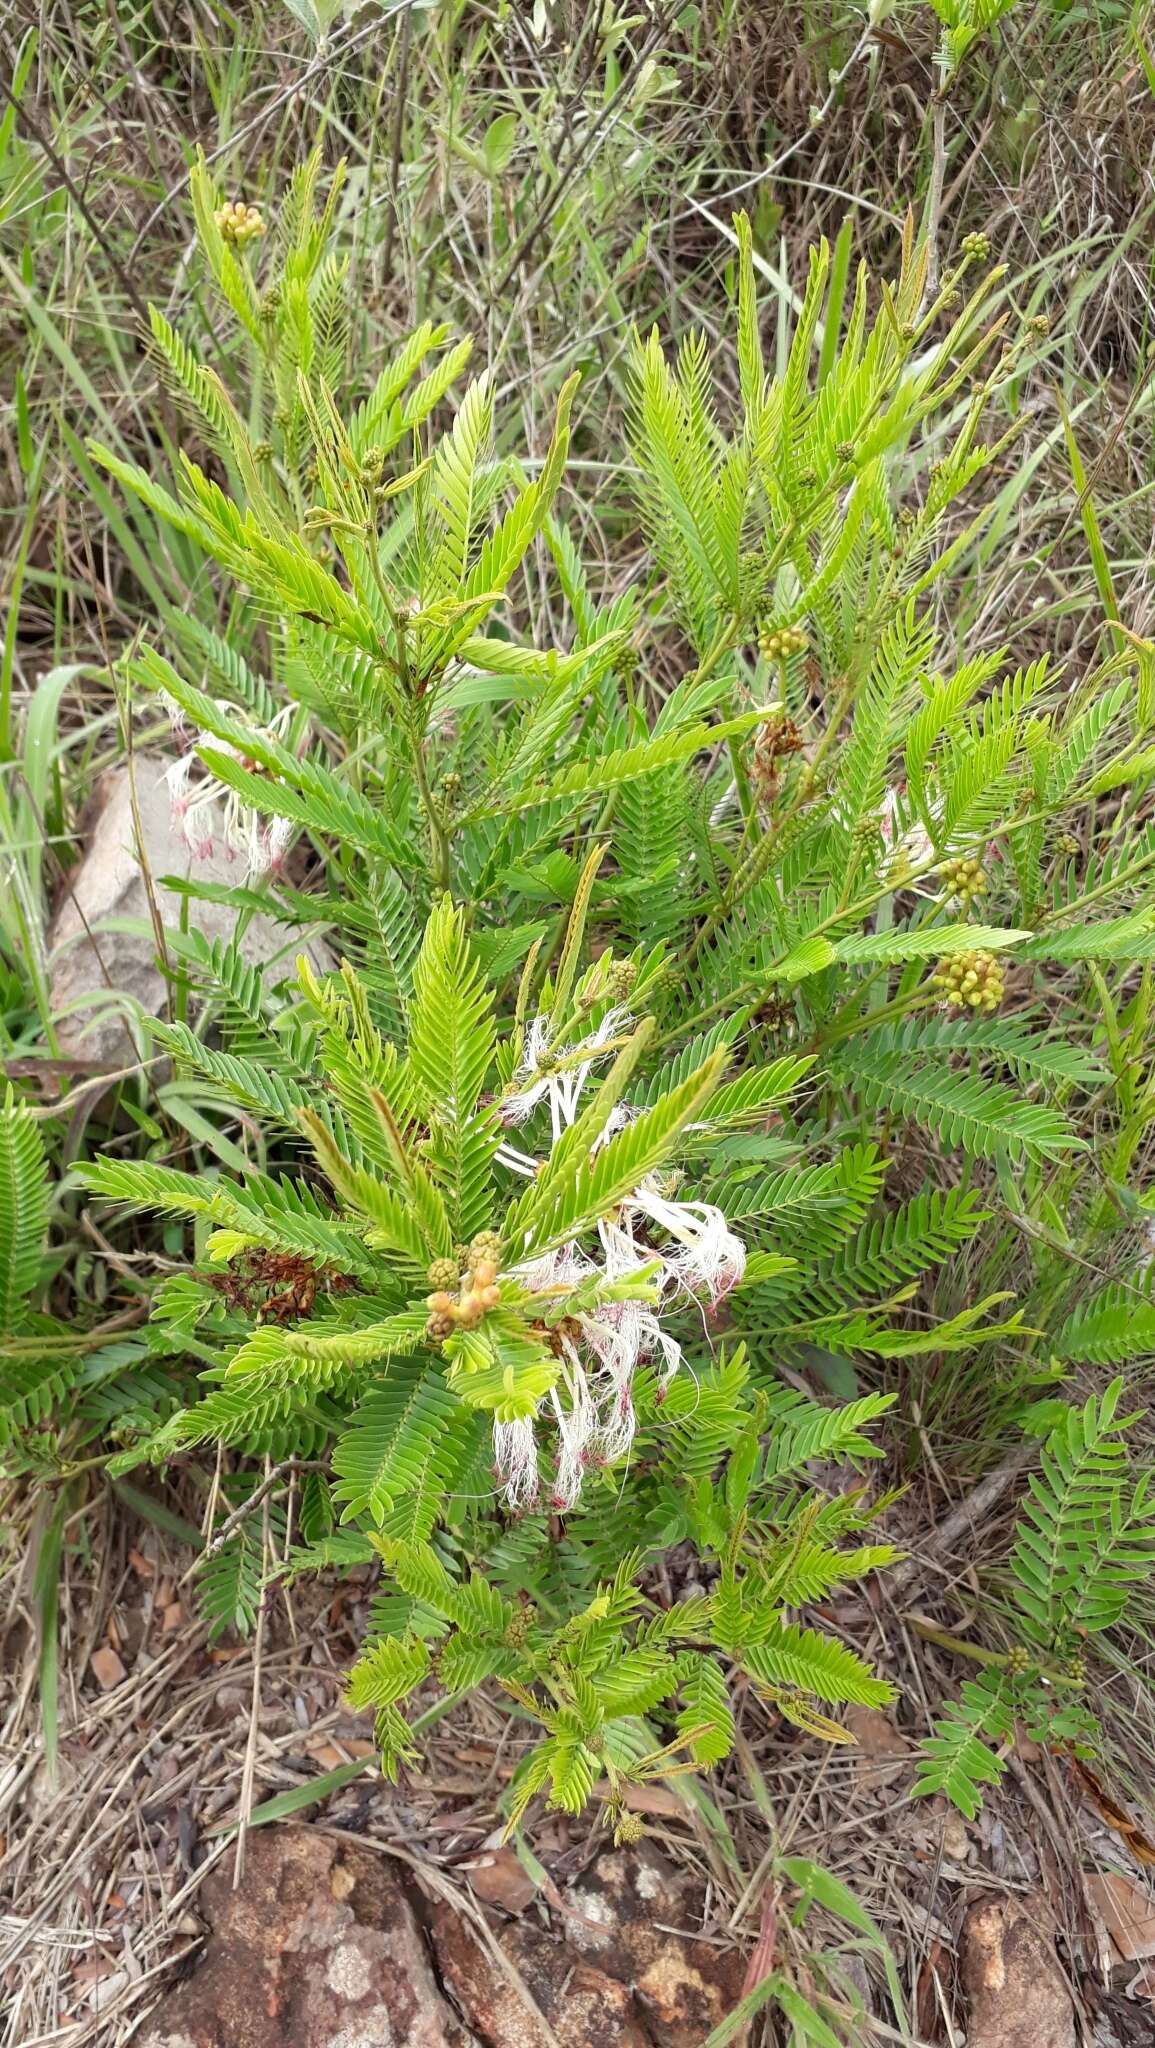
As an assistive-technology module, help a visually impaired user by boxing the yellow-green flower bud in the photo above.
[931,947,1006,1015]
[215,199,267,248]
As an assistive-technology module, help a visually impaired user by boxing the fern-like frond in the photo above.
[1010,1380,1155,1645]
[0,1089,50,1330]
[676,1650,736,1765]
[831,1045,1081,1161]
[1051,1284,1155,1364]
[331,1364,462,1528]
[914,1677,1011,1819]
[740,1620,893,1708]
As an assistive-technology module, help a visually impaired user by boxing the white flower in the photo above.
[512,1243,594,1296]
[163,700,297,877]
[488,1011,745,1515]
[493,1417,539,1511]
[549,1365,599,1509]
[502,1006,633,1138]
[622,1183,747,1305]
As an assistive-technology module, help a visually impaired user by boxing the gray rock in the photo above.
[48,754,327,1069]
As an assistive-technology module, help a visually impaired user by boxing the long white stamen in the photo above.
[625,1184,746,1303]
[493,1416,538,1510]
[502,1006,633,1130]
[493,1018,745,1513]
[495,1141,539,1178]
[162,702,299,878]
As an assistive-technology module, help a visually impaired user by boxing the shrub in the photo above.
[8,151,1155,1824]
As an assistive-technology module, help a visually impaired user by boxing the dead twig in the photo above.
[838,1441,1036,1623]
[181,1457,325,1585]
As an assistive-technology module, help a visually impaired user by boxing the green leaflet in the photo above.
[0,1088,50,1331]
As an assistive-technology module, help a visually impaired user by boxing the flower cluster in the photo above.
[940,853,986,908]
[163,698,296,875]
[498,1006,633,1140]
[489,1008,746,1514]
[932,947,1005,1013]
[758,623,808,662]
[215,200,266,248]
[425,1237,503,1340]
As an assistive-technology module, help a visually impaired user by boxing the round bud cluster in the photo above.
[467,1230,503,1272]
[425,1256,501,1340]
[605,958,637,1003]
[758,623,808,662]
[426,1256,461,1292]
[1026,313,1050,340]
[836,440,856,464]
[424,1299,457,1340]
[1065,1651,1087,1686]
[439,771,462,802]
[502,1607,535,1648]
[215,200,266,248]
[962,231,991,262]
[613,1809,646,1846]
[1006,1644,1032,1677]
[932,948,1005,1013]
[941,854,986,907]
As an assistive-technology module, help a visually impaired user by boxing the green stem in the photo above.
[365,535,452,891]
[681,679,857,980]
[412,737,451,891]
[814,987,938,1054]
